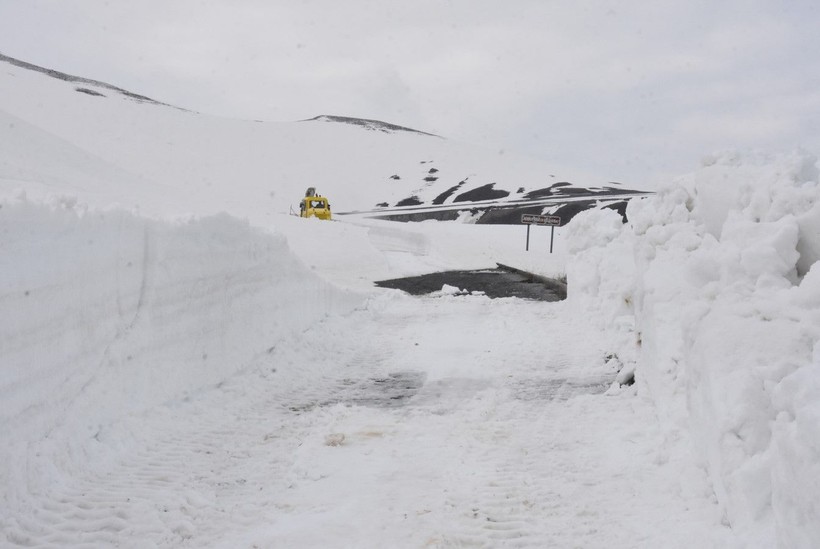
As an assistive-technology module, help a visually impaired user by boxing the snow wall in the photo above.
[0,197,362,506]
[566,150,820,548]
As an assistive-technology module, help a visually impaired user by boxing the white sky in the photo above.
[1,0,819,186]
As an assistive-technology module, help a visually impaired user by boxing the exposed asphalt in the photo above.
[375,268,564,302]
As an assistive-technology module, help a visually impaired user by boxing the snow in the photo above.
[0,199,361,524]
[1,55,819,547]
[569,150,820,547]
[0,57,613,225]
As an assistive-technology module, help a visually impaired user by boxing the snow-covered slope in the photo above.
[2,51,819,548]
[0,53,642,225]
[0,199,362,515]
[566,150,820,547]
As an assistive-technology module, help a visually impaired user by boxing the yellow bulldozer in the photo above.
[299,187,332,220]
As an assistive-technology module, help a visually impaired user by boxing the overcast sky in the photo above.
[1,0,819,185]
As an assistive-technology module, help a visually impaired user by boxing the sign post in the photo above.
[521,214,561,253]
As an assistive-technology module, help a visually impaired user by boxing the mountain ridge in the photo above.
[0,51,176,107]
[303,115,439,137]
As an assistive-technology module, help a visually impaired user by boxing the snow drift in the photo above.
[0,197,361,510]
[566,150,820,547]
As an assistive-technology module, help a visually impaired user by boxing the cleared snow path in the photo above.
[5,290,733,548]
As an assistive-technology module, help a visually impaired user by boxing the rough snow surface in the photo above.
[1,53,819,548]
[0,200,361,534]
[0,199,731,546]
[0,193,738,547]
[567,150,820,548]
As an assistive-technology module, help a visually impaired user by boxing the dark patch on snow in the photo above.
[390,174,401,180]
[75,87,105,97]
[354,371,427,408]
[556,186,603,196]
[375,202,389,208]
[602,200,629,222]
[454,183,510,203]
[508,375,613,401]
[395,195,423,207]
[428,167,439,174]
[369,195,644,225]
[476,205,551,225]
[374,209,464,222]
[520,183,650,203]
[523,187,555,199]
[599,185,643,195]
[0,52,173,107]
[548,201,599,223]
[423,176,439,182]
[431,180,467,205]
[524,183,579,199]
[375,268,563,302]
[304,115,439,136]
[287,371,426,412]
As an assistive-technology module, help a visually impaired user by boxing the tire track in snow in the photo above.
[4,294,732,548]
[3,308,409,547]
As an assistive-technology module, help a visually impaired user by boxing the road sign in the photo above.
[521,215,561,253]
[521,214,561,226]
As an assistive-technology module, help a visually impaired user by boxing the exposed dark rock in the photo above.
[477,205,548,225]
[375,209,463,222]
[375,268,563,302]
[602,200,629,221]
[75,87,105,97]
[395,195,423,207]
[304,115,439,136]
[523,187,554,199]
[431,181,467,205]
[599,186,643,195]
[369,197,642,226]
[0,52,169,106]
[524,182,577,199]
[454,183,510,203]
[548,201,599,223]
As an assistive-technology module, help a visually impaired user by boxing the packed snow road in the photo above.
[6,289,732,548]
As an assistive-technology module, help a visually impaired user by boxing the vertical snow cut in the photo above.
[0,197,361,512]
[564,150,820,547]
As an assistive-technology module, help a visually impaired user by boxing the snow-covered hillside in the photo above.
[0,53,644,225]
[1,52,819,548]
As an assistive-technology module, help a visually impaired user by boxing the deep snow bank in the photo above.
[0,197,361,506]
[565,151,820,547]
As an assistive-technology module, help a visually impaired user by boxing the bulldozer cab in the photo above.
[300,195,331,220]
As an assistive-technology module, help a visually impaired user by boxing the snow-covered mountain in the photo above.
[0,52,646,225]
[2,52,819,548]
